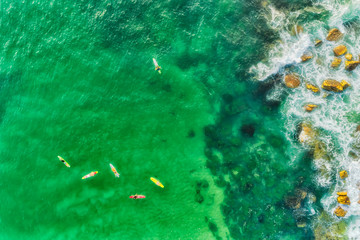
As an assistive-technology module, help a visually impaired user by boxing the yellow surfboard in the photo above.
[58,156,70,167]
[150,177,164,188]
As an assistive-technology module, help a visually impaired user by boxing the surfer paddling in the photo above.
[109,163,120,178]
[82,171,98,179]
[58,156,70,167]
[152,58,161,74]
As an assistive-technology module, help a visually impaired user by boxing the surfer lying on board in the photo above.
[152,58,161,74]
[130,194,145,199]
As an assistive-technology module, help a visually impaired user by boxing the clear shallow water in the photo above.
[0,0,358,239]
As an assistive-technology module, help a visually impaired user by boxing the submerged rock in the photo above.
[301,54,313,62]
[326,28,343,41]
[195,192,204,204]
[315,39,323,47]
[331,57,342,68]
[240,124,255,137]
[299,123,316,145]
[285,196,301,209]
[305,83,320,93]
[304,104,318,112]
[284,74,300,88]
[345,60,360,71]
[315,211,348,239]
[321,79,344,92]
[313,141,329,160]
[285,189,307,209]
[334,206,347,217]
[296,221,307,228]
[333,45,347,56]
[296,189,307,200]
[339,170,348,179]
[345,53,353,60]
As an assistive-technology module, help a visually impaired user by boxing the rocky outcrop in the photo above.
[315,39,323,47]
[284,74,300,88]
[326,28,343,41]
[304,104,318,112]
[345,61,360,71]
[331,57,342,68]
[321,79,344,92]
[333,45,347,56]
[339,170,348,179]
[345,54,353,60]
[334,206,347,217]
[315,211,348,239]
[301,54,313,62]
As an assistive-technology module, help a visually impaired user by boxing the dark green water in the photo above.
[0,0,344,239]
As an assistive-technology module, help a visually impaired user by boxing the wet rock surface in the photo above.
[339,170,348,179]
[331,57,341,68]
[305,83,320,93]
[333,45,347,56]
[334,206,347,217]
[284,74,301,88]
[321,79,344,92]
[345,60,360,71]
[326,28,343,41]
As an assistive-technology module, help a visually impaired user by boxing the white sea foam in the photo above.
[253,0,360,237]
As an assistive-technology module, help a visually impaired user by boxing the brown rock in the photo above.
[345,54,353,60]
[345,61,360,71]
[306,83,320,93]
[315,39,323,47]
[284,74,300,88]
[326,28,343,41]
[304,104,318,112]
[340,80,350,90]
[337,195,351,205]
[334,206,347,217]
[333,45,347,56]
[301,54,313,62]
[339,170,348,179]
[321,79,344,92]
[331,57,342,68]
[337,192,347,196]
[291,25,304,36]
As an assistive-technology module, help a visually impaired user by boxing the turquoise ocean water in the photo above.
[1,0,359,239]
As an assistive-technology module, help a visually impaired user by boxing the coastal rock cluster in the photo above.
[282,26,360,236]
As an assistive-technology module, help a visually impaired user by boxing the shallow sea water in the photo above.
[1,0,357,239]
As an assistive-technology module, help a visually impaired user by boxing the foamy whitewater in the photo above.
[252,0,360,237]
